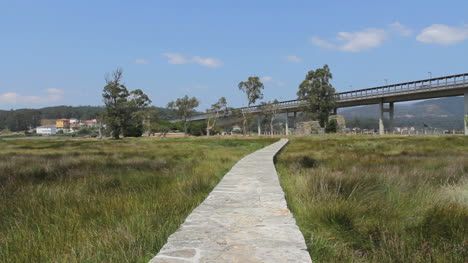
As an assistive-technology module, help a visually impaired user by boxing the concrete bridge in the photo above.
[186,73,468,135]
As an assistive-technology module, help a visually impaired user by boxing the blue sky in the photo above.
[1,0,467,110]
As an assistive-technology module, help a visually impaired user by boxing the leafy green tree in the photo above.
[102,68,151,139]
[187,122,207,136]
[261,100,279,136]
[207,97,227,136]
[297,65,336,127]
[143,108,161,135]
[167,95,200,136]
[238,76,264,135]
[148,120,172,137]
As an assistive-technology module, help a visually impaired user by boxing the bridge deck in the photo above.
[186,73,468,122]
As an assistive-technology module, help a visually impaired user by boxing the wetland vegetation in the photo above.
[0,137,275,263]
[277,136,468,262]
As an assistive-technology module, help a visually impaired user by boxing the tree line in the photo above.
[0,106,178,133]
[1,65,336,136]
[99,65,336,139]
[0,106,104,132]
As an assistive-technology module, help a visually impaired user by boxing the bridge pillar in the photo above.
[465,91,468,135]
[293,111,297,128]
[258,117,261,136]
[379,101,394,135]
[389,102,394,134]
[379,101,385,135]
[285,112,289,136]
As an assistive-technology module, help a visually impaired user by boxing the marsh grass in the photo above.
[277,136,468,262]
[0,137,275,263]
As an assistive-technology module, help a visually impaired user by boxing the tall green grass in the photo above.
[0,137,275,263]
[277,136,468,262]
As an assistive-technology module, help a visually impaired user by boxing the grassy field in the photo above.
[0,137,276,263]
[277,136,468,263]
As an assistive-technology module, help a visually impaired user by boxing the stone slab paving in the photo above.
[149,139,311,263]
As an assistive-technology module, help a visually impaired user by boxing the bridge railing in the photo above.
[186,73,468,121]
[335,73,468,101]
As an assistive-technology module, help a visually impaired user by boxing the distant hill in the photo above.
[0,105,176,132]
[340,97,465,130]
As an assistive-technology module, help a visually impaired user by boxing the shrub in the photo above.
[325,119,338,133]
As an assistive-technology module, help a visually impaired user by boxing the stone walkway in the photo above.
[150,139,311,263]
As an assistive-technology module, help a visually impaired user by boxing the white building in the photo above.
[70,118,79,124]
[83,119,98,127]
[36,126,57,135]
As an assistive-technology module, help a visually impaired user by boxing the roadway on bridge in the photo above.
[149,139,311,263]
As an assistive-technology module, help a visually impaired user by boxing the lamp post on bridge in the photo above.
[428,72,432,79]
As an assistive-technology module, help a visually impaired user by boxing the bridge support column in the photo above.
[285,112,289,136]
[389,102,394,134]
[293,111,297,128]
[379,101,394,135]
[465,91,468,135]
[257,117,261,136]
[379,101,385,135]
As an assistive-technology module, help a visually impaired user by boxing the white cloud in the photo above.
[389,22,413,36]
[163,53,223,68]
[311,28,388,52]
[0,89,64,106]
[135,58,150,64]
[0,92,18,103]
[260,76,285,87]
[163,53,190,64]
[283,55,302,63]
[311,37,335,49]
[192,56,223,68]
[416,24,468,45]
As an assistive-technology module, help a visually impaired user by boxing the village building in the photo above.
[69,118,81,131]
[56,118,70,129]
[36,126,57,135]
[69,118,79,124]
[83,119,98,127]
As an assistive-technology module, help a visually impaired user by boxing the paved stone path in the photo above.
[150,139,311,263]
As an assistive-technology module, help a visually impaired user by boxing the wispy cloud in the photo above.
[389,22,413,36]
[163,53,190,64]
[135,58,150,64]
[163,53,223,68]
[0,88,64,106]
[192,56,223,68]
[311,28,388,52]
[260,76,285,87]
[416,24,468,45]
[282,55,302,63]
